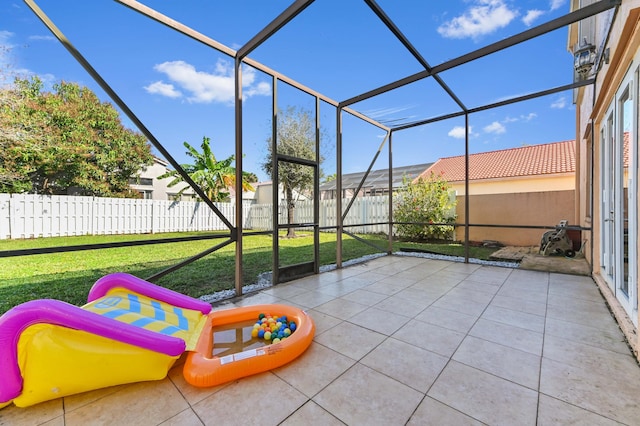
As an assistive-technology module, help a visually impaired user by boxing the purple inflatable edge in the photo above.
[0,299,186,404]
[88,272,212,315]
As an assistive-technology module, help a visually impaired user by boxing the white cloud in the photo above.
[550,0,566,11]
[522,9,545,26]
[448,125,471,139]
[484,121,506,134]
[27,35,55,42]
[147,59,270,104]
[521,112,537,121]
[0,30,15,45]
[551,96,566,109]
[144,81,182,98]
[437,0,517,40]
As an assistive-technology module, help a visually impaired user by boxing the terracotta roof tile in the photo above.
[415,140,576,182]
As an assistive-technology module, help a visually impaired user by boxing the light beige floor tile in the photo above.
[469,318,544,355]
[0,398,63,425]
[314,321,386,360]
[167,363,224,406]
[306,309,341,336]
[546,296,617,330]
[64,379,189,425]
[315,281,362,297]
[432,294,488,317]
[490,294,547,316]
[360,337,448,393]
[193,373,307,426]
[446,286,495,304]
[467,266,512,284]
[481,305,545,333]
[262,283,310,300]
[313,298,369,320]
[545,317,631,355]
[543,334,639,382]
[394,286,442,305]
[348,306,411,335]
[373,293,431,317]
[414,305,478,333]
[427,270,470,286]
[540,357,640,425]
[339,288,389,306]
[409,278,456,295]
[362,275,417,295]
[273,342,355,397]
[407,396,483,426]
[280,401,344,426]
[41,416,65,426]
[455,279,501,295]
[442,262,481,274]
[233,292,281,306]
[313,363,423,425]
[497,284,548,304]
[428,361,538,426]
[537,394,621,426]
[548,280,603,303]
[393,319,466,358]
[159,408,204,426]
[62,383,127,413]
[453,335,541,390]
[287,290,337,309]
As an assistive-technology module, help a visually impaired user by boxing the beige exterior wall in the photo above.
[574,0,640,359]
[455,190,576,246]
[450,173,575,196]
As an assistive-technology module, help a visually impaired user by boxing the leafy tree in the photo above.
[262,106,322,238]
[393,171,457,241]
[323,173,337,183]
[158,136,255,202]
[0,77,153,196]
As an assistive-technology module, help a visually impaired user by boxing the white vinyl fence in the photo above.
[0,194,392,240]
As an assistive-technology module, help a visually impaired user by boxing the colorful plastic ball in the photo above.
[289,322,296,331]
[272,338,281,344]
[258,329,265,338]
[259,313,265,320]
[283,328,291,336]
[264,331,272,340]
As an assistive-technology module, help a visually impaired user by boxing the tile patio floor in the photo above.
[2,255,640,425]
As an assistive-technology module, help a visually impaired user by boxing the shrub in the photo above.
[393,172,457,241]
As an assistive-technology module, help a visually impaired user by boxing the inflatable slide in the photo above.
[0,273,314,408]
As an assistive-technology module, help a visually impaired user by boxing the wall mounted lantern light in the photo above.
[574,37,597,79]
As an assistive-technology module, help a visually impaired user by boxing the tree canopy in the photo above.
[0,77,153,197]
[158,136,255,202]
[262,106,323,237]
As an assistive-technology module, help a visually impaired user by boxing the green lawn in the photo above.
[0,232,499,314]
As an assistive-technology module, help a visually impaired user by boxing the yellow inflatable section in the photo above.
[0,273,211,408]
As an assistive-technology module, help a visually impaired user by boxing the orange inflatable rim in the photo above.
[183,304,314,388]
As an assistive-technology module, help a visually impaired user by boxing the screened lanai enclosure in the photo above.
[7,0,619,302]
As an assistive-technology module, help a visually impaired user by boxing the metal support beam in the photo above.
[234,57,243,296]
[341,0,620,108]
[25,0,235,230]
[392,78,595,132]
[237,0,315,60]
[342,133,390,222]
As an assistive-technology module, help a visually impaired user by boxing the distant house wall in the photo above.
[455,190,576,246]
[130,158,195,201]
[450,173,575,196]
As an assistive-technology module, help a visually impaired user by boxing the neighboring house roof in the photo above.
[416,140,575,183]
[320,163,433,192]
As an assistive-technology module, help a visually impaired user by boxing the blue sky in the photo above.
[1,0,576,181]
